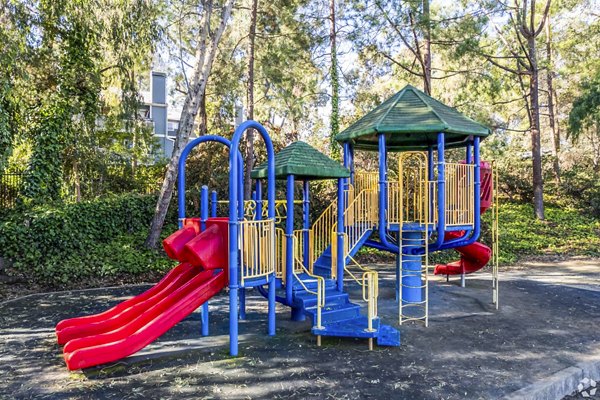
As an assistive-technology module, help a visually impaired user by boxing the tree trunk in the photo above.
[245,0,258,200]
[545,16,560,183]
[145,0,235,249]
[422,0,432,95]
[528,34,545,220]
[329,0,340,159]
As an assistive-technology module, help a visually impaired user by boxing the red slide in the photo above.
[434,161,494,276]
[56,218,229,370]
[433,231,492,275]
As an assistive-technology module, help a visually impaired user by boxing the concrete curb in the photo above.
[502,359,600,400]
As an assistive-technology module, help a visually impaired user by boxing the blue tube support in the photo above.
[302,181,310,269]
[229,120,276,357]
[285,175,296,310]
[402,230,423,304]
[255,180,263,220]
[268,274,276,335]
[200,186,210,336]
[210,190,217,218]
[376,134,400,254]
[336,177,345,291]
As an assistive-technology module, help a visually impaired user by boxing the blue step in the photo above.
[311,228,374,278]
[312,316,380,338]
[292,273,336,292]
[305,302,362,325]
[377,324,401,346]
[293,288,349,309]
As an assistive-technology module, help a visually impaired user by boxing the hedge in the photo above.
[0,194,178,283]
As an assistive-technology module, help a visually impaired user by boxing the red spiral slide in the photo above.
[434,161,494,276]
[433,231,491,275]
[55,218,229,370]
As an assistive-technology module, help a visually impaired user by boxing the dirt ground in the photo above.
[1,257,599,399]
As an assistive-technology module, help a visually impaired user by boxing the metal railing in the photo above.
[310,198,338,267]
[345,255,379,350]
[354,171,379,193]
[395,152,429,226]
[445,163,475,226]
[275,228,286,281]
[239,219,276,285]
[331,188,378,275]
[291,237,325,345]
[491,161,500,309]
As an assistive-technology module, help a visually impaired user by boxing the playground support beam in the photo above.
[376,134,400,254]
[302,181,310,270]
[336,177,345,292]
[200,186,210,335]
[229,120,276,357]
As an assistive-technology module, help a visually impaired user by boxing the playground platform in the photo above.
[1,257,599,399]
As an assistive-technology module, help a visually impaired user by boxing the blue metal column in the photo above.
[336,177,345,292]
[200,186,210,336]
[401,230,422,303]
[302,181,310,269]
[210,190,217,217]
[287,175,304,321]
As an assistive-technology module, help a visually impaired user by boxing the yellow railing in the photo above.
[331,188,378,274]
[491,161,500,309]
[291,237,325,345]
[310,198,338,267]
[239,219,276,285]
[445,163,475,226]
[275,228,286,281]
[396,152,429,226]
[345,255,379,350]
[354,171,379,193]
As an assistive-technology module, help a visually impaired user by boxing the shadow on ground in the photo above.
[1,258,599,399]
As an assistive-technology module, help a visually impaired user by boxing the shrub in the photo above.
[0,193,178,284]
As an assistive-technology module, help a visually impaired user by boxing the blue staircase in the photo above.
[312,228,374,278]
[291,225,401,347]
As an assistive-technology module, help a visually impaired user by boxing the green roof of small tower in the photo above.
[335,84,491,151]
[251,141,350,180]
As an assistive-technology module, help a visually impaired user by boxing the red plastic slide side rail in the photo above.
[63,269,227,370]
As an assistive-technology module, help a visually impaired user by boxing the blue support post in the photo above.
[229,121,276,356]
[287,175,303,321]
[402,230,423,303]
[302,181,310,269]
[376,134,400,253]
[268,274,276,335]
[255,180,263,220]
[433,133,446,250]
[336,177,345,292]
[200,186,210,336]
[211,190,217,218]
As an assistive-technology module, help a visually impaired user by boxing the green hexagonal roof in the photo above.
[335,84,491,151]
[251,141,350,180]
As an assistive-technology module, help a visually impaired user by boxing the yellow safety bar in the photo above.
[491,160,500,309]
[310,199,338,268]
[396,152,429,226]
[331,188,378,275]
[238,219,276,285]
[291,237,325,345]
[345,255,379,350]
[445,163,475,226]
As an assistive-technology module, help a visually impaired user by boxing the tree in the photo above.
[244,0,259,200]
[145,0,235,249]
[330,0,341,157]
[545,13,561,182]
[474,0,551,220]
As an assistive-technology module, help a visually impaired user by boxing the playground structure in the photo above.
[55,85,499,370]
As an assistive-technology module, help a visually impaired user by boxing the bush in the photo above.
[0,193,178,284]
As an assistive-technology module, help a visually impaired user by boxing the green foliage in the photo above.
[480,202,600,264]
[0,194,178,284]
[568,71,600,142]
